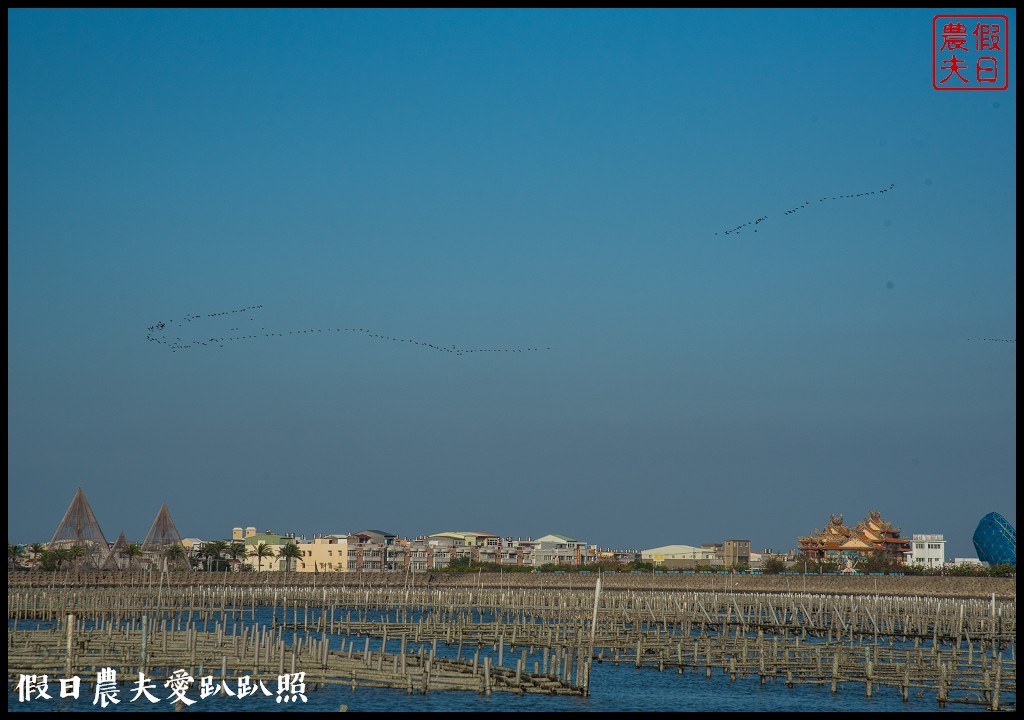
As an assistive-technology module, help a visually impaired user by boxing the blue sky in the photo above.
[8,9,1016,558]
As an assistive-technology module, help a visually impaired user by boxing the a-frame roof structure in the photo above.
[141,502,183,554]
[49,487,110,569]
[101,531,130,571]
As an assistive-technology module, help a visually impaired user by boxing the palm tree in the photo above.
[121,542,144,572]
[66,545,87,568]
[164,543,187,572]
[202,540,228,572]
[248,543,274,572]
[38,548,67,572]
[28,543,47,566]
[8,544,26,569]
[277,542,303,573]
[227,542,247,571]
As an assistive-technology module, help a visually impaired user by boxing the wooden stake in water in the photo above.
[140,614,148,672]
[65,613,74,679]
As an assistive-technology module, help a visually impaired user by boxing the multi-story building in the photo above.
[904,534,945,569]
[426,531,501,548]
[533,534,591,566]
[394,538,431,572]
[417,531,501,568]
[498,538,536,566]
[723,539,751,568]
[350,530,398,547]
[296,534,348,573]
[243,531,296,572]
[343,530,398,572]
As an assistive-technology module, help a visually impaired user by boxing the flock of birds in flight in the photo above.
[709,183,1013,344]
[716,183,896,236]
[144,186,1011,354]
[146,305,550,356]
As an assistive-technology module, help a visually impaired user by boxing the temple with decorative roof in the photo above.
[798,511,911,562]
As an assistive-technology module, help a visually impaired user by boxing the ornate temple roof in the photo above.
[799,511,910,555]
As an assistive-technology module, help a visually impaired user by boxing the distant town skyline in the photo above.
[9,9,1016,562]
[16,485,1007,563]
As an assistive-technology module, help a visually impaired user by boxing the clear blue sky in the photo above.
[9,9,1016,559]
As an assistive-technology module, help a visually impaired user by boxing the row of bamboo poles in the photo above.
[9,583,1015,642]
[7,569,1017,599]
[7,579,1017,709]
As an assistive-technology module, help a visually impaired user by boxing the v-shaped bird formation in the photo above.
[146,305,550,356]
[716,183,896,236]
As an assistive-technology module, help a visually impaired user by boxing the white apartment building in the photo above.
[905,533,946,568]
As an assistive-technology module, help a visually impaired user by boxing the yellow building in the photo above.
[296,535,348,573]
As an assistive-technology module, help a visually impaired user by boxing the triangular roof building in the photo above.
[142,502,187,568]
[49,487,110,569]
[101,531,131,571]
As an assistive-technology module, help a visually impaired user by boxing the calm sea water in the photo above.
[9,609,1009,713]
[7,665,998,712]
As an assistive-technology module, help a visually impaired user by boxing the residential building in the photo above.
[344,531,396,571]
[394,538,431,572]
[350,530,398,547]
[243,531,295,572]
[347,543,382,572]
[417,531,500,568]
[426,531,500,548]
[723,539,751,568]
[498,538,537,566]
[904,534,946,569]
[296,534,348,573]
[533,534,591,566]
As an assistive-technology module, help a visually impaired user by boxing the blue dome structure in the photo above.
[972,512,1016,566]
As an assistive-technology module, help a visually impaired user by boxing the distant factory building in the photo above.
[641,544,717,569]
